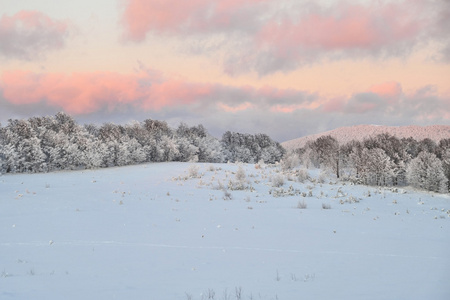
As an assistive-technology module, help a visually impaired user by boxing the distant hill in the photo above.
[281,124,450,150]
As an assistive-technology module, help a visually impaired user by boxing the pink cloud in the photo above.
[1,71,149,114]
[121,0,267,41]
[120,0,448,75]
[144,80,214,110]
[258,3,419,52]
[218,102,253,113]
[368,81,403,105]
[0,69,317,116]
[0,10,70,60]
[322,97,347,113]
[3,69,447,128]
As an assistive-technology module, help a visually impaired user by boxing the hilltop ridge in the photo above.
[282,124,450,150]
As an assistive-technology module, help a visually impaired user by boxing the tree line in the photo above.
[1,112,447,193]
[0,112,285,174]
[293,134,450,193]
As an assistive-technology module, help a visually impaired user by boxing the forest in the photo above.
[0,112,284,173]
[0,112,448,193]
[291,134,449,193]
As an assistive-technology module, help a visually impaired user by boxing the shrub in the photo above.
[271,174,285,187]
[322,203,331,209]
[235,165,246,182]
[297,168,310,183]
[317,171,327,183]
[297,200,307,209]
[281,152,300,170]
[187,165,200,178]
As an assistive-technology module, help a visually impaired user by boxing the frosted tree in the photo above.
[441,148,450,192]
[17,137,46,173]
[406,151,448,193]
[127,138,146,164]
[198,135,224,163]
[160,135,180,162]
[365,148,396,186]
[221,131,284,163]
[0,143,18,173]
[418,138,437,154]
[84,138,105,169]
[307,135,341,177]
[348,147,396,186]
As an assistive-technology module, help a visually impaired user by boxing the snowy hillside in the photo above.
[1,162,449,300]
[282,124,450,150]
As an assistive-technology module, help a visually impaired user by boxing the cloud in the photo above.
[368,81,402,100]
[0,10,70,60]
[1,70,448,142]
[340,81,450,120]
[0,68,314,116]
[120,0,268,41]
[120,0,450,75]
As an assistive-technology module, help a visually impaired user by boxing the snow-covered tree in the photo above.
[306,135,341,177]
[406,151,448,193]
[221,131,285,163]
[441,148,450,192]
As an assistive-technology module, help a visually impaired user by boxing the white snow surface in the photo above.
[1,162,449,300]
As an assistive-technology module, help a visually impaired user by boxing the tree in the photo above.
[406,151,448,193]
[308,135,341,178]
[441,148,450,192]
[221,131,284,163]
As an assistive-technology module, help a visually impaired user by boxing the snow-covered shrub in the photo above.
[255,159,265,170]
[187,165,200,178]
[228,179,245,191]
[225,165,249,190]
[406,151,448,193]
[213,180,225,190]
[235,165,246,182]
[270,185,300,197]
[297,168,310,183]
[317,171,327,183]
[271,174,285,187]
[322,203,331,209]
[223,189,232,200]
[281,152,300,170]
[297,200,307,209]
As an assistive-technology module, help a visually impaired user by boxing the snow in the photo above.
[281,124,450,150]
[1,162,449,299]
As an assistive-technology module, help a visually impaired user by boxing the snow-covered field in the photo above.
[1,162,449,300]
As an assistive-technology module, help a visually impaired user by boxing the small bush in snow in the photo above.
[188,165,200,178]
[270,185,300,197]
[223,189,232,200]
[297,200,307,209]
[213,180,225,190]
[297,168,310,183]
[235,165,246,182]
[322,203,331,209]
[281,152,300,170]
[339,196,360,204]
[228,179,247,191]
[317,171,327,183]
[271,174,285,187]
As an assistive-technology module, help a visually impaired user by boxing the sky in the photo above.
[0,0,449,142]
